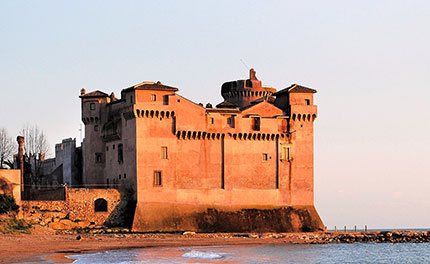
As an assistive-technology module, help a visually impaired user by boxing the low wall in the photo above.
[22,188,121,227]
[133,203,325,232]
[0,169,21,204]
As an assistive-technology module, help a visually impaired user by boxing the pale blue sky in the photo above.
[1,0,429,229]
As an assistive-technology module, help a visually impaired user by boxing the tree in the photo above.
[0,128,14,169]
[20,124,49,156]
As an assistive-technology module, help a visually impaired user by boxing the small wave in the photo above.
[182,250,224,260]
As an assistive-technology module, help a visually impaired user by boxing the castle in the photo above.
[80,69,324,232]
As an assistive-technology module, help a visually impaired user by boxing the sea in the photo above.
[66,243,430,264]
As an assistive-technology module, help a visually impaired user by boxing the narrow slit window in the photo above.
[161,146,168,159]
[154,171,162,186]
[262,153,268,161]
[151,94,157,101]
[305,99,310,105]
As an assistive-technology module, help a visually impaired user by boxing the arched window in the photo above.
[94,198,108,212]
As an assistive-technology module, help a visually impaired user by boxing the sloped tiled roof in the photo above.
[122,81,178,92]
[273,84,317,96]
[79,90,109,98]
[216,100,238,108]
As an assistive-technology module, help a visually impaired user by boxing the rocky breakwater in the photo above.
[288,231,430,244]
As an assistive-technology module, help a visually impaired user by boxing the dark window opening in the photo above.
[262,153,268,161]
[113,144,115,150]
[119,174,121,179]
[154,171,162,186]
[95,153,103,163]
[151,94,156,101]
[305,99,310,105]
[252,117,260,131]
[118,143,123,163]
[210,117,214,124]
[130,96,133,104]
[90,103,95,110]
[163,95,169,105]
[124,173,126,179]
[106,146,109,151]
[94,198,108,212]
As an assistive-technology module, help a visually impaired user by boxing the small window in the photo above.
[161,146,168,159]
[210,117,214,124]
[154,171,162,186]
[124,173,126,179]
[227,116,235,128]
[113,144,115,150]
[118,144,123,163]
[106,178,109,186]
[95,198,108,212]
[119,174,121,179]
[130,96,134,104]
[90,103,96,110]
[106,146,109,151]
[95,153,103,163]
[151,94,157,101]
[262,153,268,161]
[281,145,291,161]
[94,125,99,132]
[305,99,310,105]
[163,95,169,105]
[252,117,260,131]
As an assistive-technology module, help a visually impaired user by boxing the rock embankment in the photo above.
[51,229,430,244]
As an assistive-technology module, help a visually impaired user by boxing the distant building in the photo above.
[80,69,325,232]
[22,138,82,187]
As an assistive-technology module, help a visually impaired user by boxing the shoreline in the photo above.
[1,230,429,263]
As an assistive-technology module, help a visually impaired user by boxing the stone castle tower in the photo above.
[80,70,324,232]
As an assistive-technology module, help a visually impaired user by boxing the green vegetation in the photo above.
[0,217,31,234]
[0,194,19,214]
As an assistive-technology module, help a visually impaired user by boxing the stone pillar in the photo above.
[17,136,24,192]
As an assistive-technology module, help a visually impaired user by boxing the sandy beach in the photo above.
[1,228,428,263]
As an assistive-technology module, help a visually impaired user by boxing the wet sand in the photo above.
[0,232,311,263]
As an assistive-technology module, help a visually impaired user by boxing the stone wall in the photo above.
[21,188,121,228]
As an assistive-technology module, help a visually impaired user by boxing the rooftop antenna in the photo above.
[240,59,250,70]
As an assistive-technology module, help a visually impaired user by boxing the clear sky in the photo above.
[1,0,429,229]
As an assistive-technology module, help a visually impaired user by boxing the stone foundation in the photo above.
[133,203,324,232]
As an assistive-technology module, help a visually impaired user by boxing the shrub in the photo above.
[0,194,19,214]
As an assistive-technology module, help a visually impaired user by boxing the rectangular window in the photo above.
[90,103,95,110]
[119,174,121,179]
[106,146,109,151]
[106,178,109,186]
[210,117,214,124]
[113,144,115,150]
[227,116,235,128]
[281,145,291,161]
[95,153,103,163]
[154,171,162,186]
[118,144,123,163]
[151,94,157,101]
[262,153,268,161]
[161,146,168,159]
[305,99,310,105]
[130,96,133,104]
[252,117,260,131]
[124,173,126,179]
[163,95,169,105]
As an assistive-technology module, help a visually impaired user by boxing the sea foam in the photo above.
[182,250,224,260]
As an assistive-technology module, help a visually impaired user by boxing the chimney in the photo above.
[80,88,86,96]
[250,68,258,80]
